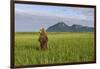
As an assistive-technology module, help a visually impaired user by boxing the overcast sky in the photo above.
[15,4,94,32]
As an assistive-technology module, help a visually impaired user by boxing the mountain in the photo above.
[46,22,94,32]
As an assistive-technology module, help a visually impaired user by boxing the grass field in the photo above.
[15,32,95,66]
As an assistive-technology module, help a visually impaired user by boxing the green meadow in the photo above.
[15,32,95,66]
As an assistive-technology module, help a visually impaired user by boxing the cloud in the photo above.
[15,4,94,32]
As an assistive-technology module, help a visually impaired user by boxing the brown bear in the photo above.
[38,27,48,50]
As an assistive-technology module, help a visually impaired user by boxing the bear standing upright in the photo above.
[38,27,48,50]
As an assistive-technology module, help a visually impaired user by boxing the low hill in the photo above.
[46,22,94,32]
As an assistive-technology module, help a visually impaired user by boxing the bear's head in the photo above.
[39,27,47,35]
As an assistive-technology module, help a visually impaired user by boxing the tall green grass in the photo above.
[15,32,94,66]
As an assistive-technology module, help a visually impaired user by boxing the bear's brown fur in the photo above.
[38,27,48,50]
